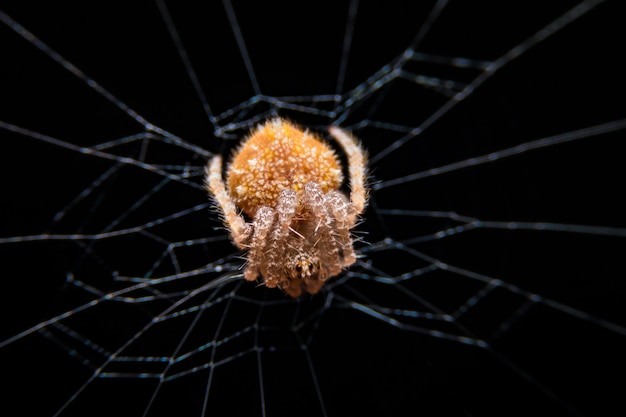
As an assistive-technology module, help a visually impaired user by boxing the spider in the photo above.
[206,118,367,297]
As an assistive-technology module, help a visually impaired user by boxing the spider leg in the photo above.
[205,155,252,249]
[284,276,304,298]
[264,189,298,289]
[243,206,275,282]
[328,126,368,224]
[303,182,343,279]
[326,190,357,267]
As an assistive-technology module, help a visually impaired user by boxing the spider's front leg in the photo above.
[303,182,342,278]
[325,191,357,267]
[264,189,298,288]
[244,206,275,282]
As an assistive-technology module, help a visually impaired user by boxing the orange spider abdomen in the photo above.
[227,118,343,216]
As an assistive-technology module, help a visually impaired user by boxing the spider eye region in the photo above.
[226,118,343,216]
[293,257,317,280]
[294,259,314,278]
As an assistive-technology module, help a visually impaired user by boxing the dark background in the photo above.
[1,1,625,416]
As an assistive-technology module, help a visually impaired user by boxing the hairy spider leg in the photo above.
[243,206,275,282]
[328,126,367,223]
[264,189,298,289]
[325,190,357,266]
[303,182,343,279]
[206,155,252,249]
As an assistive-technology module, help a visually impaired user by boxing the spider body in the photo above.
[206,118,367,297]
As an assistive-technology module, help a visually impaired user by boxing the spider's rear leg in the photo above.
[328,126,368,222]
[206,155,252,249]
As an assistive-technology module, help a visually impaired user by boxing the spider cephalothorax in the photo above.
[206,118,367,297]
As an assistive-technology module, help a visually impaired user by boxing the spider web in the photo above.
[1,1,625,416]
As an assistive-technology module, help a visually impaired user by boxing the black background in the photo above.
[1,1,625,416]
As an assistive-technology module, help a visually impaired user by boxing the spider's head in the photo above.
[290,252,320,281]
[288,252,329,297]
